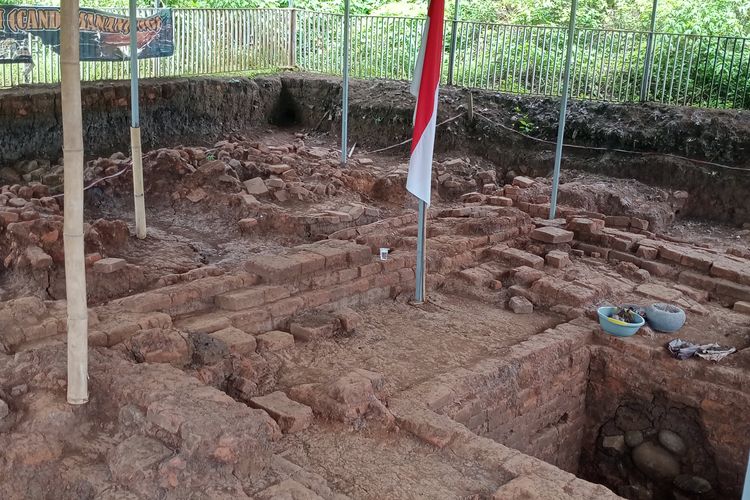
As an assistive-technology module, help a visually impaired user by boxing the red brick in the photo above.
[545,250,571,269]
[215,287,263,310]
[488,196,513,206]
[244,254,301,283]
[359,262,381,278]
[512,176,534,188]
[497,247,545,269]
[635,245,658,259]
[256,330,295,352]
[530,227,574,244]
[249,391,312,433]
[287,251,326,274]
[300,289,331,308]
[305,244,348,270]
[209,327,257,355]
[268,297,304,318]
[337,268,359,283]
[630,218,650,230]
[566,217,604,234]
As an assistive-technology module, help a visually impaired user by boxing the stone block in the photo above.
[249,391,313,433]
[244,177,269,196]
[734,301,750,314]
[26,245,52,269]
[238,218,258,232]
[93,257,127,274]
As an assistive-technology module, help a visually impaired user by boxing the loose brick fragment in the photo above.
[545,250,571,269]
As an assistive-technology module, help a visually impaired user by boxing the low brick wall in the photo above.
[403,319,596,474]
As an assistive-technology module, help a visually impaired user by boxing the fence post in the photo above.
[447,0,460,86]
[288,1,297,68]
[640,0,658,102]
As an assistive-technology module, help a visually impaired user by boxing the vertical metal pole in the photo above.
[130,0,147,238]
[640,0,658,102]
[447,0,460,85]
[289,5,297,68]
[341,0,351,166]
[415,200,427,303]
[548,0,578,220]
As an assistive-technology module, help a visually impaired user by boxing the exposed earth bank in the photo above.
[0,73,748,223]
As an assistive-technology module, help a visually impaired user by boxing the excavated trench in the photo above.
[428,326,748,500]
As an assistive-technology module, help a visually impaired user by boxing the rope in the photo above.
[473,110,748,173]
[367,112,466,154]
[361,107,746,173]
[50,161,134,199]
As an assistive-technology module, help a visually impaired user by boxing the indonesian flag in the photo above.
[406,0,445,206]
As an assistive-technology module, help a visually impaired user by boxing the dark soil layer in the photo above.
[1,73,748,223]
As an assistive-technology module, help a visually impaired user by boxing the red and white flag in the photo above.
[406,0,445,206]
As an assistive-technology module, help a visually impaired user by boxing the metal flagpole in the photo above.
[341,0,351,166]
[548,0,578,220]
[130,0,147,238]
[61,0,88,405]
[415,200,427,302]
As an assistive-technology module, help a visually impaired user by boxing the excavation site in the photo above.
[0,73,748,500]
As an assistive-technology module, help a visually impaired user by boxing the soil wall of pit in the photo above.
[1,73,748,223]
[0,76,281,164]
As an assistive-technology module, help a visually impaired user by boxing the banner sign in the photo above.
[0,6,173,64]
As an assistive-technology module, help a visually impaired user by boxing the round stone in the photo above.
[625,430,644,448]
[674,474,712,494]
[632,442,681,481]
[658,429,687,456]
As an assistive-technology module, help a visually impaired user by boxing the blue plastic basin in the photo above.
[597,306,645,337]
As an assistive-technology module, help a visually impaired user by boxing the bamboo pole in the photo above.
[61,0,88,405]
[130,0,147,239]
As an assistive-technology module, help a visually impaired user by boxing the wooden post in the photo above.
[61,0,88,405]
[130,0,147,239]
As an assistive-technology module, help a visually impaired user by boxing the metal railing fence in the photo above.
[1,8,747,109]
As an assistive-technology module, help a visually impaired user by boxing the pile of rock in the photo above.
[591,401,718,499]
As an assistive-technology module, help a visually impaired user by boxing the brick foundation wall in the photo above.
[413,319,596,474]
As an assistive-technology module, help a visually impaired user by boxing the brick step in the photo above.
[215,285,291,311]
[173,311,233,334]
[113,273,259,314]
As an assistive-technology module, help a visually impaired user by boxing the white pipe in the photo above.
[61,0,88,405]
